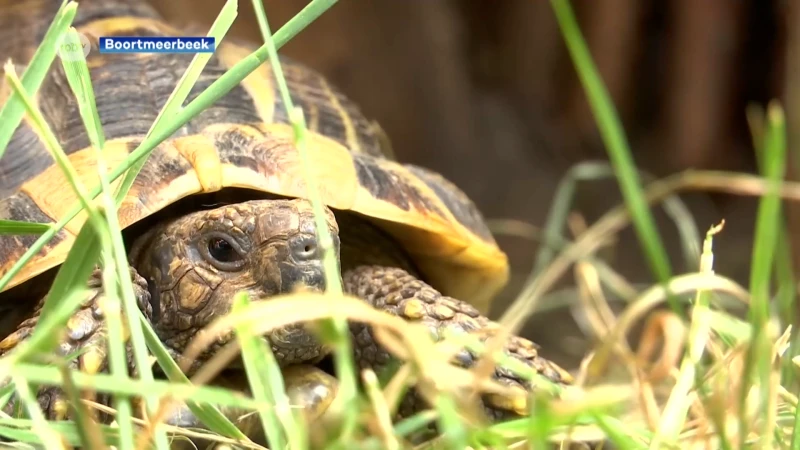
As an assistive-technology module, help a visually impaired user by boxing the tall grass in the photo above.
[0,0,798,449]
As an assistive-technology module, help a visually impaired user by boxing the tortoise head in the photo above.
[130,198,340,360]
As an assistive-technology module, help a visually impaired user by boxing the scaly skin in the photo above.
[0,198,572,445]
[0,267,150,421]
[344,265,572,420]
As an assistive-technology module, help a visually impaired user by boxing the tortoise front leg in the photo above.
[0,267,151,420]
[343,265,573,420]
[0,267,327,446]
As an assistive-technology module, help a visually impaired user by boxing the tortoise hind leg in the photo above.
[0,267,151,420]
[342,265,573,420]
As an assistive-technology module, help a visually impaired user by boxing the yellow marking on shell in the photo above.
[77,16,180,41]
[173,135,222,193]
[19,140,131,236]
[215,41,277,124]
[119,141,203,227]
[401,299,425,320]
[118,170,203,227]
[213,123,359,211]
[319,76,361,153]
[4,120,508,312]
[345,158,509,313]
[350,158,464,249]
[372,120,397,160]
[5,138,199,292]
[1,234,72,292]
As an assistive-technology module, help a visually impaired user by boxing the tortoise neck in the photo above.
[335,212,419,277]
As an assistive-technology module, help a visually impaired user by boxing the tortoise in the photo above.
[0,0,572,443]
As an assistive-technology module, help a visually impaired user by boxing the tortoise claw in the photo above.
[283,364,340,422]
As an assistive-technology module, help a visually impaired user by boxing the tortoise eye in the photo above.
[202,233,245,270]
[208,238,237,262]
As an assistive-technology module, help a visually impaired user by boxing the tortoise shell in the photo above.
[0,0,509,313]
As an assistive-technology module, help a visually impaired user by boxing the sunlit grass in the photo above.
[0,0,798,448]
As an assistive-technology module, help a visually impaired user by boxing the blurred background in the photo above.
[150,0,797,370]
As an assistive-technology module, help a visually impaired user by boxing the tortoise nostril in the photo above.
[299,243,316,258]
[290,235,318,261]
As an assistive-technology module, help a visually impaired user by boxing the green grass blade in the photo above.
[748,105,796,322]
[0,1,77,159]
[531,161,701,280]
[747,105,799,389]
[434,396,468,449]
[250,1,357,443]
[150,0,238,124]
[0,420,119,446]
[0,222,101,445]
[593,413,646,449]
[3,62,101,225]
[271,0,338,48]
[10,363,267,411]
[251,1,343,296]
[740,101,786,447]
[58,365,105,449]
[0,221,50,235]
[58,29,144,449]
[550,0,677,312]
[791,396,800,450]
[98,260,135,450]
[651,223,721,445]
[392,411,438,439]
[8,374,63,449]
[59,29,105,151]
[747,102,786,326]
[232,292,304,448]
[138,313,248,440]
[114,0,239,205]
[524,399,553,450]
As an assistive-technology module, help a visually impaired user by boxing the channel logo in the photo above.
[56,31,91,62]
